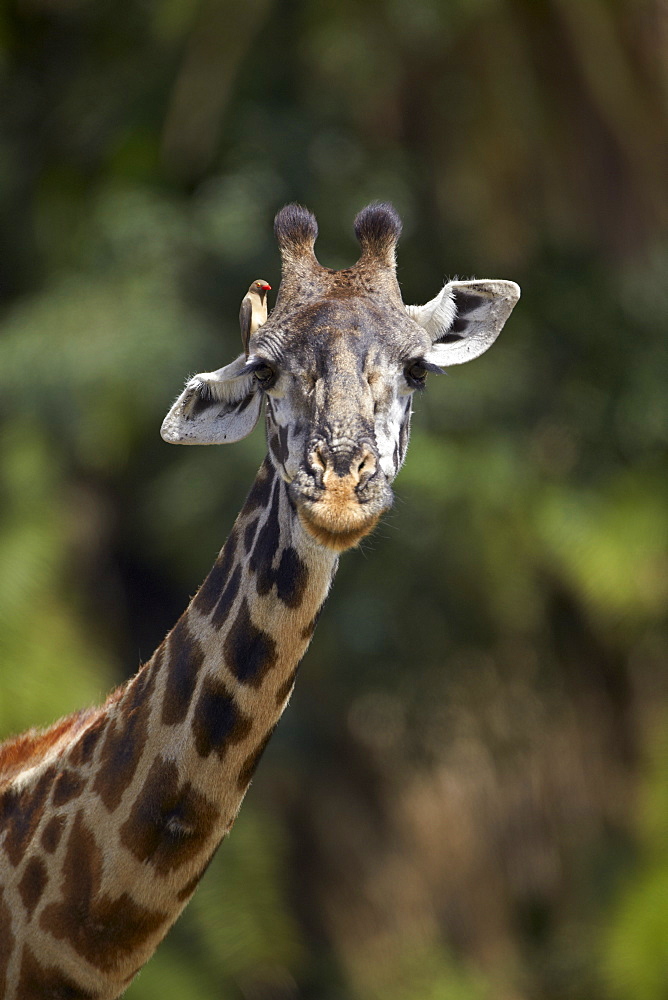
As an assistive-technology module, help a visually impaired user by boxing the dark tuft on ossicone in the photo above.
[274,204,318,253]
[354,202,402,258]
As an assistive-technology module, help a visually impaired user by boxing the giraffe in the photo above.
[0,202,519,999]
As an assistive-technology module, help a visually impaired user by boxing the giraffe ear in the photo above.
[161,353,263,445]
[407,279,520,366]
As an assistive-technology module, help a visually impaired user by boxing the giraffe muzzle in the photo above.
[310,440,377,487]
[290,440,393,551]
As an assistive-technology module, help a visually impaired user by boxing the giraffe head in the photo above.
[161,203,520,551]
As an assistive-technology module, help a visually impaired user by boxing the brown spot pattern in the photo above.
[93,663,156,812]
[275,665,300,706]
[246,476,309,607]
[274,546,309,608]
[41,814,66,854]
[244,516,260,554]
[40,812,167,973]
[193,528,238,615]
[242,459,274,514]
[0,889,14,996]
[224,597,278,688]
[210,563,242,630]
[52,768,85,807]
[16,945,100,1000]
[67,713,108,768]
[249,477,281,581]
[18,854,48,921]
[120,757,219,875]
[237,731,275,791]
[161,616,205,726]
[0,765,56,867]
[192,677,252,759]
[301,603,326,640]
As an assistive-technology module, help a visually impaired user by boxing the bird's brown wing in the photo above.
[239,296,252,352]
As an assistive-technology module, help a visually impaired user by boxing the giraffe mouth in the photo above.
[292,470,392,551]
[297,504,383,551]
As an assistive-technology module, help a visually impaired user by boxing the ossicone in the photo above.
[274,204,319,258]
[354,202,402,266]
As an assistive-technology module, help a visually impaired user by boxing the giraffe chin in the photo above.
[297,506,382,551]
[291,458,393,550]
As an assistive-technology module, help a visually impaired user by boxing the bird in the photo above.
[239,279,271,353]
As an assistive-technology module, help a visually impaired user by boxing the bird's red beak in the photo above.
[262,283,272,290]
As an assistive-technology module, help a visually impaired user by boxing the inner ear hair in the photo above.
[184,380,215,419]
[183,364,256,407]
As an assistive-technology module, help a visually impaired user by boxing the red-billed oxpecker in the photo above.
[239,280,271,354]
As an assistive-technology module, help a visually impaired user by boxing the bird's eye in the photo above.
[405,361,428,388]
[253,364,275,387]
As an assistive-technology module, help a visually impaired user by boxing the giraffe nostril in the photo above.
[355,447,377,488]
[307,441,377,487]
[307,443,328,485]
[310,444,327,473]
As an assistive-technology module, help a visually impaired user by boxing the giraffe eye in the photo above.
[405,361,428,389]
[253,364,275,387]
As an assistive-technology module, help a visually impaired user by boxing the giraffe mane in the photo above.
[0,688,124,787]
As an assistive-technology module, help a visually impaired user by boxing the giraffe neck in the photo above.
[0,458,338,999]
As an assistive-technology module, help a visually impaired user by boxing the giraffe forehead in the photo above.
[256,297,428,376]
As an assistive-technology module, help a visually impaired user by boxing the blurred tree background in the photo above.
[1,0,667,997]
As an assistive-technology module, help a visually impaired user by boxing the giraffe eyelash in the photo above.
[237,359,277,385]
[404,358,443,391]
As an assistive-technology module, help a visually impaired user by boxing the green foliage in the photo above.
[601,726,668,1000]
[358,945,493,1000]
[0,422,115,735]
